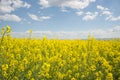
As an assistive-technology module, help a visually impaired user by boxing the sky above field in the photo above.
[0,0,120,39]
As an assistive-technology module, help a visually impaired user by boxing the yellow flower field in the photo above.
[0,26,120,80]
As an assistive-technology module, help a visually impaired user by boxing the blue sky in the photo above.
[0,0,120,39]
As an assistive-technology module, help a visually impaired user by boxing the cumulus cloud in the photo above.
[76,11,83,16]
[0,0,31,13]
[28,13,51,21]
[105,15,120,21]
[40,16,51,20]
[39,0,96,10]
[0,0,31,22]
[24,2,31,8]
[97,5,111,16]
[83,12,98,21]
[97,5,109,11]
[96,5,120,21]
[0,14,21,22]
[97,5,104,10]
[28,13,39,21]
[102,11,112,15]
[39,0,49,8]
[110,16,120,21]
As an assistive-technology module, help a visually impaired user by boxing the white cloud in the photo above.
[102,11,112,15]
[40,16,51,20]
[76,11,83,16]
[83,12,98,21]
[96,5,120,21]
[0,0,31,13]
[39,0,96,10]
[86,12,93,15]
[24,2,31,8]
[0,0,30,22]
[28,13,51,21]
[0,14,21,22]
[39,0,49,8]
[97,5,109,11]
[110,16,120,21]
[106,15,120,21]
[28,13,39,21]
[105,15,112,20]
[97,5,111,16]
[83,15,95,21]
[97,5,104,10]
[12,26,120,39]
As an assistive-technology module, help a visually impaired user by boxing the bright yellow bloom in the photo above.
[2,64,8,71]
[29,30,32,34]
[106,73,113,80]
[26,70,32,79]
[71,77,76,80]
[90,65,96,71]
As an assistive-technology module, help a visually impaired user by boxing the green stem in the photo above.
[0,28,7,45]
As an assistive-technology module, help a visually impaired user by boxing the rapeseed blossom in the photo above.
[0,26,120,80]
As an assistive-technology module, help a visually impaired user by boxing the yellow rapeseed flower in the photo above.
[2,64,8,71]
[29,30,32,34]
[106,73,113,80]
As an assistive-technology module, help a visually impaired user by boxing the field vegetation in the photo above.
[0,26,120,80]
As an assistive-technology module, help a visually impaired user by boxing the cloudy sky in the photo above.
[0,0,120,39]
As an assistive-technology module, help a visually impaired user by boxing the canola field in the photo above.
[0,26,120,80]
